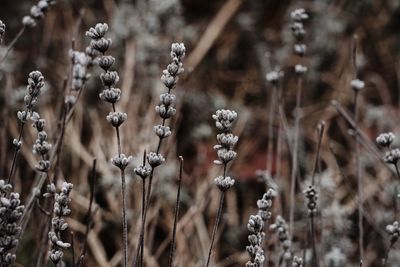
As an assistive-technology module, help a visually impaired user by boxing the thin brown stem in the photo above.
[382,241,394,267]
[289,75,303,242]
[7,120,25,183]
[77,159,97,267]
[121,169,128,267]
[311,121,325,186]
[266,84,277,173]
[206,191,225,267]
[0,26,25,65]
[168,156,184,267]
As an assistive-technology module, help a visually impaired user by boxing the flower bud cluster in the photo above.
[290,8,308,75]
[0,181,24,267]
[383,148,400,165]
[69,50,91,91]
[245,189,275,267]
[292,256,304,267]
[161,43,185,90]
[245,214,265,267]
[22,0,56,28]
[140,43,186,174]
[266,68,284,85]
[303,185,318,217]
[270,216,292,262]
[0,20,5,43]
[31,112,51,172]
[376,132,395,148]
[212,109,238,192]
[86,23,132,170]
[386,221,400,245]
[111,154,132,171]
[48,182,73,265]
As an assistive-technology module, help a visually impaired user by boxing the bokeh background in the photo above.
[1,0,400,266]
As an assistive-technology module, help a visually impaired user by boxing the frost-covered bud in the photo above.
[147,152,165,168]
[106,111,127,127]
[212,109,238,132]
[0,180,13,193]
[376,132,395,148]
[12,139,22,151]
[0,20,5,41]
[386,221,400,244]
[99,88,121,103]
[100,71,119,87]
[22,16,36,27]
[27,70,44,98]
[266,68,284,84]
[134,165,152,179]
[98,55,115,71]
[161,72,178,89]
[166,62,184,76]
[31,112,45,131]
[215,133,238,150]
[214,176,235,192]
[383,148,400,165]
[295,64,307,75]
[171,43,186,60]
[155,103,176,119]
[36,160,50,172]
[290,22,306,40]
[292,256,304,267]
[85,23,109,40]
[153,125,172,139]
[293,43,306,56]
[65,95,77,106]
[257,189,275,221]
[351,79,365,91]
[303,185,318,217]
[111,154,132,170]
[33,139,52,156]
[17,110,30,122]
[90,38,112,53]
[160,93,176,106]
[38,0,49,11]
[290,8,308,22]
[215,148,237,165]
[49,249,63,265]
[247,215,264,233]
[30,5,44,19]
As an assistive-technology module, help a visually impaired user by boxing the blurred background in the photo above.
[1,0,400,266]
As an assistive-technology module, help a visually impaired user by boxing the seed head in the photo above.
[383,148,400,165]
[214,176,235,191]
[212,109,238,132]
[351,79,365,91]
[147,152,165,168]
[86,23,109,40]
[99,88,121,103]
[106,111,127,127]
[111,154,132,170]
[376,132,395,148]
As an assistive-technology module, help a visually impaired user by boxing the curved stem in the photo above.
[206,191,225,267]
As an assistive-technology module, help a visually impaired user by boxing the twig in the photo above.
[77,158,97,267]
[0,26,25,65]
[206,191,225,267]
[289,75,303,242]
[168,156,184,267]
[351,35,364,263]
